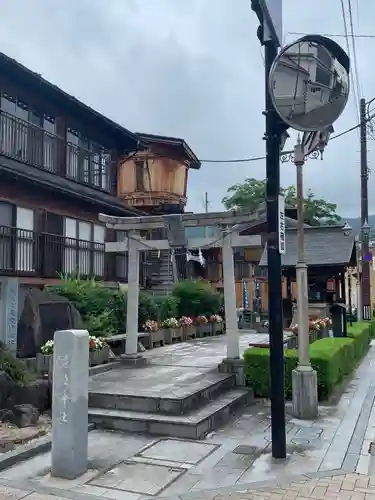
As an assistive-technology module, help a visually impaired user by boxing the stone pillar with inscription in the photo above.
[51,329,89,479]
[0,278,19,354]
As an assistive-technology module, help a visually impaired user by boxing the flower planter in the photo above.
[309,330,319,344]
[36,353,53,378]
[320,326,329,338]
[166,327,183,344]
[197,324,211,338]
[211,322,224,336]
[183,326,196,340]
[89,345,109,367]
[286,335,298,349]
[150,329,167,348]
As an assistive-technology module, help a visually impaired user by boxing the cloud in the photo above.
[0,0,372,217]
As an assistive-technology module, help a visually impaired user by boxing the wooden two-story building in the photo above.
[0,52,144,289]
[0,52,202,300]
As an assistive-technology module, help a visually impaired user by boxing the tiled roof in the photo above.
[259,225,356,268]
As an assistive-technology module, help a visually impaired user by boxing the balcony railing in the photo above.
[0,225,112,280]
[0,111,110,191]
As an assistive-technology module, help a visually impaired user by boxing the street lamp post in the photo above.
[348,266,353,326]
[281,129,332,420]
[361,221,372,320]
[290,137,318,419]
[355,236,362,322]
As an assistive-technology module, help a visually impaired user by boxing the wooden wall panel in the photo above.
[118,157,188,197]
[244,247,263,262]
[233,278,297,309]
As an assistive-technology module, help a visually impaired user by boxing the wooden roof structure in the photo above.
[259,225,356,269]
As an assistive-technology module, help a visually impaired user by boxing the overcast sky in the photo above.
[0,0,373,217]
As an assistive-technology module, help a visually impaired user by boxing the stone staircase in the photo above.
[147,249,175,296]
[88,370,253,440]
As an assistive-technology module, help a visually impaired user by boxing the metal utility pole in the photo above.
[264,39,286,460]
[251,0,286,459]
[204,192,209,213]
[360,98,372,320]
[204,192,210,237]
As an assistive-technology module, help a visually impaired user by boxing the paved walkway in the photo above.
[1,472,375,499]
[1,334,375,500]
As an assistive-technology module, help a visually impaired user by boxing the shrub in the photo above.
[347,321,371,359]
[368,317,375,338]
[108,289,127,334]
[48,275,119,334]
[172,280,222,317]
[244,322,370,401]
[83,310,116,337]
[0,343,35,386]
[138,292,159,328]
[48,275,114,317]
[47,276,160,335]
[154,295,180,322]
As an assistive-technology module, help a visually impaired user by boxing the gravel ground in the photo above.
[0,413,51,453]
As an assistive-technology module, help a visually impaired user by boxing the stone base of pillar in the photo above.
[218,358,246,387]
[120,354,148,367]
[292,366,318,420]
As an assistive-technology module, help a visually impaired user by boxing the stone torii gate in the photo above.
[99,210,262,372]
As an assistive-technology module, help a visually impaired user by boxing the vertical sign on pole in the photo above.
[278,195,286,255]
[258,0,283,46]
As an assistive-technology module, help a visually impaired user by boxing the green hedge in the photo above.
[244,321,371,401]
[369,317,375,337]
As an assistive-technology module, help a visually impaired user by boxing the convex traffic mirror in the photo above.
[269,35,350,132]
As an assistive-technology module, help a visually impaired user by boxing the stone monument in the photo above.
[17,289,82,358]
[51,329,89,479]
[0,278,19,355]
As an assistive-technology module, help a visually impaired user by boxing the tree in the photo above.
[222,178,340,226]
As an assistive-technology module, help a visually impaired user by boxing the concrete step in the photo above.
[150,282,174,289]
[89,373,236,415]
[88,388,253,440]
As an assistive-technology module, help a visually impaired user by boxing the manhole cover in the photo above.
[137,439,217,465]
[90,462,184,496]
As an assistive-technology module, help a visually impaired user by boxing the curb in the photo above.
[0,423,96,472]
[0,467,356,500]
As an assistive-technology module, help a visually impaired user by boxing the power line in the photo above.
[198,113,373,164]
[340,0,360,124]
[347,0,363,100]
[135,113,375,166]
[288,31,375,39]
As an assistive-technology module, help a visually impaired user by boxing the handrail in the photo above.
[0,110,111,191]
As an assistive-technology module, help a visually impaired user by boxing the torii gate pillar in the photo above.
[222,230,240,359]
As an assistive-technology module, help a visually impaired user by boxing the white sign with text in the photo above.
[278,195,286,254]
[259,0,282,47]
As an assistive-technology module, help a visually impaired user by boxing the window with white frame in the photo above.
[116,230,128,280]
[64,217,105,277]
[16,207,34,272]
[78,220,91,276]
[0,201,13,270]
[93,224,105,276]
[1,92,57,172]
[66,130,109,191]
[66,129,80,180]
[64,217,77,274]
